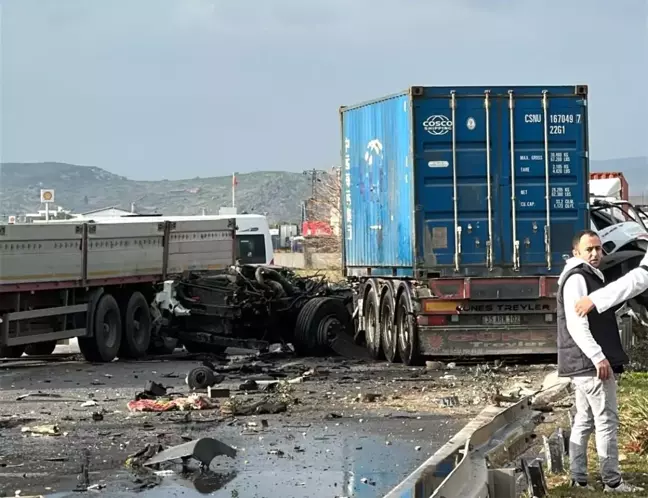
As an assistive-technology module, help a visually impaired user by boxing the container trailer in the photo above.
[340,85,593,363]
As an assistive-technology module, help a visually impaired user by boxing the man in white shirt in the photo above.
[575,251,648,318]
[557,230,643,492]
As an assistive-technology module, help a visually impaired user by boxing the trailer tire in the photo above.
[0,345,25,358]
[25,341,57,356]
[119,292,152,359]
[293,297,351,355]
[364,287,383,360]
[380,286,400,363]
[396,291,421,366]
[78,294,122,363]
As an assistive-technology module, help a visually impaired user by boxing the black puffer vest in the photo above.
[556,264,629,377]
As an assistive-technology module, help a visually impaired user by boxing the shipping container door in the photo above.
[413,89,504,274]
[341,95,414,270]
[503,89,589,273]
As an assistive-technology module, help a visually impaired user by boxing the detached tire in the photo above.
[25,341,57,356]
[293,297,352,356]
[119,292,152,359]
[186,366,217,390]
[79,294,122,363]
[0,345,25,358]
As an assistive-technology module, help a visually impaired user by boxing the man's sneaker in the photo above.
[604,481,645,493]
[571,480,596,490]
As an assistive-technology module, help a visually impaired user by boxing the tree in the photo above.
[304,167,341,254]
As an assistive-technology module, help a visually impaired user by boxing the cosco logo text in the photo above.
[423,115,453,135]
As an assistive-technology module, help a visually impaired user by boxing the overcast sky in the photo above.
[1,0,646,180]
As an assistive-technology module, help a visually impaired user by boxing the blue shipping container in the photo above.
[340,85,590,278]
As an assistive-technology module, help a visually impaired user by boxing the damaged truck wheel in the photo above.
[119,292,152,359]
[293,297,352,356]
[78,294,122,363]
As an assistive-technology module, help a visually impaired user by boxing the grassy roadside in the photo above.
[543,372,648,496]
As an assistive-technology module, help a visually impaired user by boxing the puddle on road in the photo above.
[43,434,427,498]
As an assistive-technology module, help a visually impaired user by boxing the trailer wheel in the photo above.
[364,287,383,360]
[119,292,152,359]
[25,341,57,356]
[293,297,351,355]
[0,345,25,358]
[380,287,400,363]
[396,291,421,366]
[78,294,122,363]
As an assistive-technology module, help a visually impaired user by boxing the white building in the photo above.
[79,206,135,218]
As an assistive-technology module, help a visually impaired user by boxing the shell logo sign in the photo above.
[40,189,55,203]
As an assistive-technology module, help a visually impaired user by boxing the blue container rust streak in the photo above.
[341,94,414,275]
[342,85,589,278]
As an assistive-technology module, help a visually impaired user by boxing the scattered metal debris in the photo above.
[439,396,460,407]
[20,424,62,436]
[16,392,63,401]
[220,399,287,417]
[143,437,236,468]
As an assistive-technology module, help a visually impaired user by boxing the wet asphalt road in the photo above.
[0,344,551,497]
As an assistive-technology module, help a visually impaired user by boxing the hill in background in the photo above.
[0,162,312,224]
[1,156,646,222]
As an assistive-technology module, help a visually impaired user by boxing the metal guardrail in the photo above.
[384,396,544,498]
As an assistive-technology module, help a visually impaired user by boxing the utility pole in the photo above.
[232,172,238,208]
[303,168,321,198]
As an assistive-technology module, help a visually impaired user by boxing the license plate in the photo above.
[482,315,521,325]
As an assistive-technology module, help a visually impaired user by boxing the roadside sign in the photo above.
[40,189,55,203]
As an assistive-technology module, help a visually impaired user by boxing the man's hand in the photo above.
[596,358,612,380]
[575,296,596,317]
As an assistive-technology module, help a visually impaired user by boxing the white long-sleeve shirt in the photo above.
[559,258,607,365]
[589,251,648,313]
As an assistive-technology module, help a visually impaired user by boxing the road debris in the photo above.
[143,437,237,468]
[16,392,63,401]
[20,424,62,436]
[356,392,381,403]
[207,386,230,398]
[186,366,225,390]
[439,396,460,407]
[239,379,258,391]
[127,394,218,413]
[220,398,288,416]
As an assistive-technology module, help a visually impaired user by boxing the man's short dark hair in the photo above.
[572,229,599,249]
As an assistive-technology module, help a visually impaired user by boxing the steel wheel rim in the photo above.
[102,309,119,349]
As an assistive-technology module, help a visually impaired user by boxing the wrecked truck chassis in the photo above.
[154,265,354,355]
